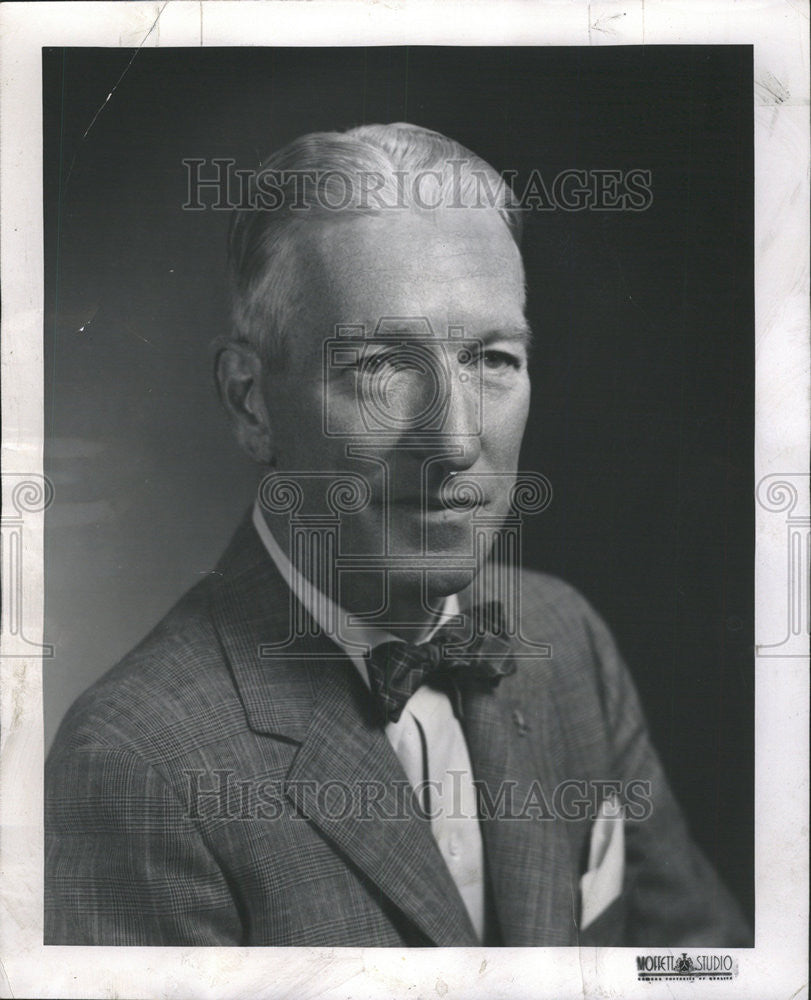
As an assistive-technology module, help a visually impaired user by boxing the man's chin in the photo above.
[386,544,488,605]
[423,568,479,603]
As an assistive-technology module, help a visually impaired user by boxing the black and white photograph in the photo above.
[1,2,808,998]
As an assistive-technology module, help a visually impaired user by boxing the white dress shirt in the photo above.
[252,502,485,939]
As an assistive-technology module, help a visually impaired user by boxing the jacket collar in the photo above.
[210,512,330,742]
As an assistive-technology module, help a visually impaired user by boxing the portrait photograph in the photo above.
[0,2,807,999]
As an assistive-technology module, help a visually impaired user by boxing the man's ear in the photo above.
[214,340,276,466]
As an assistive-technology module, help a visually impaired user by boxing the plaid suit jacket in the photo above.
[45,514,751,947]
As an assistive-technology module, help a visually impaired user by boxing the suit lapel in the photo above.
[209,514,478,946]
[286,663,480,946]
[461,665,577,946]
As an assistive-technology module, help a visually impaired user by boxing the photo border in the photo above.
[1,2,808,998]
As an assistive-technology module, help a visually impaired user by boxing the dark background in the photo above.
[43,46,754,924]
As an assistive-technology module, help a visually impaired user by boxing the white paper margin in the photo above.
[1,2,808,998]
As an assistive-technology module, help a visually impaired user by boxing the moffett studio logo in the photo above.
[636,953,737,982]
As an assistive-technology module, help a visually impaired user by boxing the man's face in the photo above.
[260,207,531,608]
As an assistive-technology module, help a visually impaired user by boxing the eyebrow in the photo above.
[350,320,533,347]
[479,325,533,347]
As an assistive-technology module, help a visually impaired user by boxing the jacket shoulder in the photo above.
[514,567,606,648]
[48,574,241,766]
[508,567,630,715]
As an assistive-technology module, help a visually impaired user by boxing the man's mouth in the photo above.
[386,493,484,513]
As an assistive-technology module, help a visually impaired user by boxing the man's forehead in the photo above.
[310,207,520,274]
[308,209,520,292]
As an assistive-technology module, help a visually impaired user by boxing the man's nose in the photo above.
[404,353,482,469]
[440,368,482,464]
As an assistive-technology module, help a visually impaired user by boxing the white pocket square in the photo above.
[579,795,625,930]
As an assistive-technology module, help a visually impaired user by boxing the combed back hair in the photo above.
[227,122,523,367]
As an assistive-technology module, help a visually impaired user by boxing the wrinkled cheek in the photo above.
[483,378,530,437]
[491,403,531,472]
[512,389,532,462]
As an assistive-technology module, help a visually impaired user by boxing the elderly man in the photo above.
[45,123,750,947]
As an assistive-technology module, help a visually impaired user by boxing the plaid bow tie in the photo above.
[366,602,515,725]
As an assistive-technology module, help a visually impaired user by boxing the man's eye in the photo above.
[480,350,521,371]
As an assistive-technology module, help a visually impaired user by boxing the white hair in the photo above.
[227,122,522,366]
